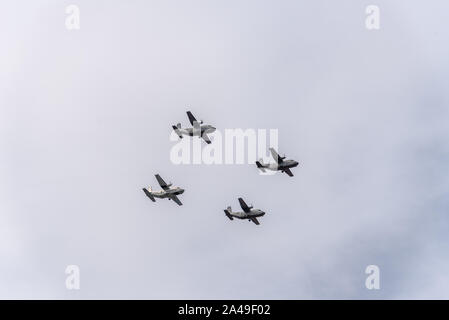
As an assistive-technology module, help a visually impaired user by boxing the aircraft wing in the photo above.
[187,111,197,126]
[238,197,251,213]
[171,194,183,206]
[202,133,211,144]
[250,217,260,225]
[155,174,170,190]
[270,148,283,163]
[284,168,294,177]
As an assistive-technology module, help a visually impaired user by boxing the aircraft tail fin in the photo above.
[142,188,155,202]
[172,124,183,138]
[224,207,233,220]
[256,160,266,172]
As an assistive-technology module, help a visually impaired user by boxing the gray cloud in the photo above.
[1,0,449,299]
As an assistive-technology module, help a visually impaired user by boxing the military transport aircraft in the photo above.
[172,111,216,144]
[142,174,184,206]
[224,197,266,225]
[255,147,299,177]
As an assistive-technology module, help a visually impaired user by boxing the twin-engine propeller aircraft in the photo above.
[256,147,299,177]
[224,197,266,225]
[172,111,216,144]
[142,174,184,206]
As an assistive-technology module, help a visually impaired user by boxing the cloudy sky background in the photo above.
[1,0,449,299]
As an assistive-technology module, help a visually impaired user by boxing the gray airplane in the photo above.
[256,147,299,177]
[172,111,216,144]
[142,174,184,206]
[224,198,266,225]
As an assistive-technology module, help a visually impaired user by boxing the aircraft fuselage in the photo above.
[260,159,299,171]
[150,187,184,199]
[226,209,265,220]
[177,125,216,137]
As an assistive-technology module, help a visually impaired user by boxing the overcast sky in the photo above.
[1,0,449,299]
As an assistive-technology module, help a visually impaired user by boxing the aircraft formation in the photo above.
[143,110,299,225]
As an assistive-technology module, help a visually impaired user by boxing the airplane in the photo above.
[255,147,299,177]
[142,174,184,206]
[172,111,216,144]
[224,197,266,225]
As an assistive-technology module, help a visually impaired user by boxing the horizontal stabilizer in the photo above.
[142,188,155,202]
[172,125,183,138]
[256,161,266,172]
[224,209,234,221]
